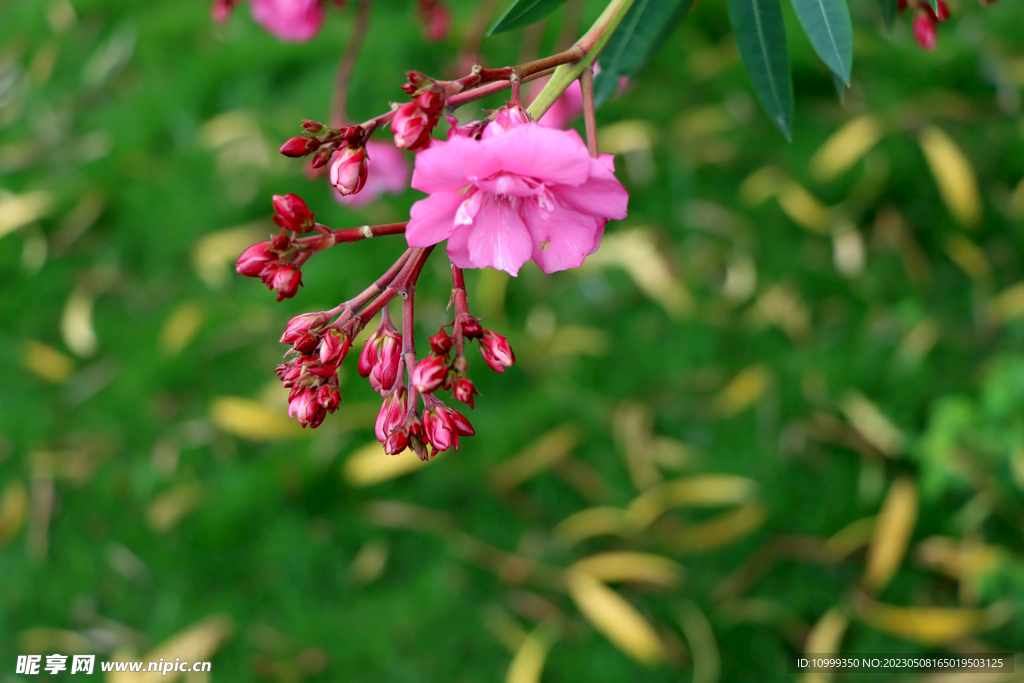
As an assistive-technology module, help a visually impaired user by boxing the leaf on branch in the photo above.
[727,0,794,140]
[791,0,852,85]
[878,0,897,32]
[593,0,697,108]
[488,0,571,35]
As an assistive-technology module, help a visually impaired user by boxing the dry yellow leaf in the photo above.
[566,571,666,665]
[799,607,849,683]
[628,474,760,530]
[854,595,1010,646]
[667,502,767,553]
[711,365,771,418]
[192,224,270,289]
[679,601,720,683]
[21,340,74,383]
[570,552,684,589]
[597,120,656,155]
[348,539,389,584]
[613,403,661,492]
[0,190,54,239]
[863,477,918,592]
[106,614,233,683]
[19,628,91,655]
[505,625,555,683]
[839,391,905,457]
[490,425,581,493]
[913,536,1003,580]
[546,325,610,357]
[821,516,875,560]
[919,126,981,229]
[0,481,28,546]
[148,483,202,533]
[160,302,205,356]
[675,105,735,140]
[210,396,308,440]
[778,183,830,233]
[61,287,98,358]
[343,441,435,488]
[831,224,865,278]
[482,604,528,654]
[739,166,788,206]
[989,282,1024,323]
[583,228,692,319]
[944,234,991,282]
[753,284,812,341]
[552,507,632,546]
[810,115,884,183]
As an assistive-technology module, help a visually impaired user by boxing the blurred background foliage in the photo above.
[2,0,1024,681]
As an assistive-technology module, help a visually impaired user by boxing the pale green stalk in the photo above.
[525,0,637,119]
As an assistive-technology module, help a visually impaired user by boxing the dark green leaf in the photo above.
[488,0,570,35]
[832,70,846,104]
[791,0,852,85]
[593,0,696,108]
[878,0,897,32]
[727,0,794,140]
[925,0,939,12]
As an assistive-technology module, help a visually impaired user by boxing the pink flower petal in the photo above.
[410,136,500,193]
[406,191,464,247]
[250,0,325,42]
[480,124,591,187]
[465,196,534,276]
[522,199,604,274]
[551,155,629,220]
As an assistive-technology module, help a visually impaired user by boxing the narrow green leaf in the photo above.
[878,0,897,32]
[832,70,846,104]
[727,0,794,140]
[488,0,570,35]
[924,0,938,12]
[593,0,696,108]
[791,0,852,85]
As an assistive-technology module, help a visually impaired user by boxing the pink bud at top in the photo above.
[212,0,242,22]
[302,120,325,134]
[410,354,448,394]
[460,317,483,338]
[372,332,402,393]
[392,101,433,151]
[272,193,316,232]
[423,408,456,452]
[479,330,515,373]
[913,12,937,50]
[330,146,368,196]
[236,242,274,277]
[452,376,478,408]
[289,388,325,428]
[317,384,340,412]
[420,0,450,42]
[375,389,407,443]
[319,329,350,366]
[267,265,303,301]
[428,328,452,355]
[280,312,328,345]
[280,135,319,158]
[250,0,326,43]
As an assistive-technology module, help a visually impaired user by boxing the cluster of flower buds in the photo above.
[235,194,334,300]
[358,313,403,394]
[448,103,533,141]
[280,120,374,169]
[276,313,348,428]
[899,0,949,50]
[393,75,448,151]
[416,0,450,43]
[375,388,475,460]
[410,315,514,405]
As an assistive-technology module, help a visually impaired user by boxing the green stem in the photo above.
[525,0,636,119]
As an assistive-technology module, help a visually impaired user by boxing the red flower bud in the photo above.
[452,376,479,408]
[212,0,242,22]
[319,329,350,366]
[410,354,448,394]
[317,384,340,412]
[913,12,937,50]
[280,135,319,158]
[423,408,456,452]
[268,265,302,300]
[288,388,321,428]
[392,101,433,151]
[330,146,368,196]
[460,317,483,338]
[236,242,273,277]
[384,430,409,455]
[272,193,316,232]
[375,389,407,444]
[302,120,325,134]
[373,332,402,393]
[280,312,328,345]
[424,2,450,42]
[479,329,515,373]
[428,328,452,355]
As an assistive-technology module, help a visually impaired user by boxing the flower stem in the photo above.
[580,67,598,157]
[331,222,407,243]
[526,0,636,119]
[331,0,373,126]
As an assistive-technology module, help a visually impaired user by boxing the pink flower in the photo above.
[250,0,325,43]
[405,123,628,276]
[334,142,411,208]
[330,146,368,197]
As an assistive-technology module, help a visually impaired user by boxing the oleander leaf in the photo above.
[593,0,696,107]
[878,0,897,31]
[791,0,853,85]
[727,0,794,140]
[488,0,571,35]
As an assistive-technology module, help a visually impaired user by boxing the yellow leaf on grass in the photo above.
[799,607,849,683]
[839,391,905,457]
[679,601,721,683]
[0,481,28,546]
[854,595,1010,646]
[0,190,54,239]
[505,625,555,683]
[566,571,666,665]
[628,474,760,530]
[810,115,884,183]
[944,234,991,282]
[919,126,981,229]
[210,396,308,440]
[668,502,767,553]
[739,166,788,206]
[160,301,205,355]
[106,614,233,683]
[343,441,436,487]
[148,483,202,533]
[552,507,633,546]
[21,340,74,383]
[863,477,918,592]
[571,552,684,589]
[821,516,875,560]
[989,282,1024,323]
[778,183,830,234]
[490,425,581,493]
[712,365,771,418]
[61,287,98,357]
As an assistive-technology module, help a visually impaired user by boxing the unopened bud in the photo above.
[392,101,433,151]
[272,193,316,232]
[330,146,368,196]
[281,312,328,345]
[479,329,515,373]
[268,266,302,301]
[280,135,318,158]
[319,329,350,366]
[913,12,937,50]
[317,384,341,412]
[302,120,325,134]
[452,376,479,408]
[236,242,273,277]
[410,354,448,394]
[428,328,452,355]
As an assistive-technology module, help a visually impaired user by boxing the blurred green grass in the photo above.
[3,0,1024,681]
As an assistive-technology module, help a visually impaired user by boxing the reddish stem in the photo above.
[325,248,413,321]
[330,222,407,243]
[331,0,373,126]
[580,67,598,158]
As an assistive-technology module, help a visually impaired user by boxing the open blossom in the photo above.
[250,0,325,43]
[405,123,628,276]
[334,142,410,208]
